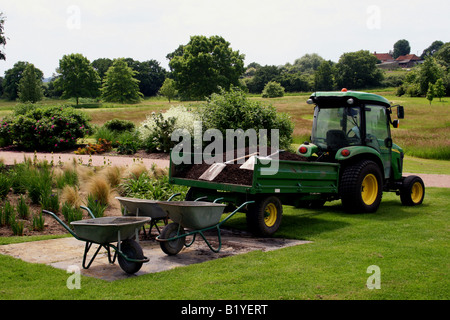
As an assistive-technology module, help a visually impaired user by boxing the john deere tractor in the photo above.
[298,90,425,213]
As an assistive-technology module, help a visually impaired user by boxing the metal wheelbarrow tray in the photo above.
[156,200,254,255]
[115,193,181,236]
[43,206,150,274]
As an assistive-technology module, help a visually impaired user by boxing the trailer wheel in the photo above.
[159,223,185,255]
[118,239,144,274]
[247,196,283,236]
[340,160,383,213]
[400,176,425,206]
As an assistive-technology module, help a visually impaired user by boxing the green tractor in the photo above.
[298,90,425,213]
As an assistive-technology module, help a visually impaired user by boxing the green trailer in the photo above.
[169,90,425,236]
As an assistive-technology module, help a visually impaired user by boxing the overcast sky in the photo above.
[1,0,449,78]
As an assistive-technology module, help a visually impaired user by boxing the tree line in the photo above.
[1,26,449,103]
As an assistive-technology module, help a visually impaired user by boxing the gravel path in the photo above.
[1,151,448,188]
[0,151,170,170]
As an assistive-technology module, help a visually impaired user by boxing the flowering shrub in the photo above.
[137,105,199,152]
[0,105,92,151]
[74,138,112,155]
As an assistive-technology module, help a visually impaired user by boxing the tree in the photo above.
[158,78,177,102]
[417,57,442,95]
[131,59,166,97]
[426,83,434,105]
[91,58,113,81]
[0,12,6,60]
[393,39,411,59]
[246,65,281,94]
[2,61,44,100]
[314,60,335,91]
[18,63,43,103]
[55,53,101,105]
[169,35,245,100]
[288,53,325,74]
[421,40,444,59]
[262,81,285,98]
[434,78,446,101]
[434,42,450,68]
[101,58,143,104]
[335,50,384,89]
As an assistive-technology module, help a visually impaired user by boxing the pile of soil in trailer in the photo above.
[173,147,308,185]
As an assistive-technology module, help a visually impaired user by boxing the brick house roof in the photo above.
[374,53,394,62]
[395,54,421,62]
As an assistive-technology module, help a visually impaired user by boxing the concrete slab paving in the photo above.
[0,229,311,281]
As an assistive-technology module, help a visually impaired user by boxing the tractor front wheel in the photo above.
[400,175,425,206]
[340,160,383,213]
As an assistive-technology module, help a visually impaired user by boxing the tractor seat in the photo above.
[326,130,349,150]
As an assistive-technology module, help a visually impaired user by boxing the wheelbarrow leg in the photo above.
[82,242,104,269]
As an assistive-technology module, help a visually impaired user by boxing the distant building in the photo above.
[395,54,423,68]
[373,52,423,69]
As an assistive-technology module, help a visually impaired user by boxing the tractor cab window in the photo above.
[312,106,362,150]
[364,105,390,152]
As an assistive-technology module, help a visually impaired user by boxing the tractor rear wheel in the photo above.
[340,160,383,213]
[400,176,425,206]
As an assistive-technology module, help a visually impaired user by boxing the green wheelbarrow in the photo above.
[43,206,150,274]
[156,200,254,255]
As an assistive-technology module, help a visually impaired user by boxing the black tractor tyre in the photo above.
[118,239,145,274]
[400,175,425,206]
[246,196,283,236]
[340,160,383,213]
[159,223,185,256]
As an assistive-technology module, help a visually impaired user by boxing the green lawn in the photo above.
[0,188,448,300]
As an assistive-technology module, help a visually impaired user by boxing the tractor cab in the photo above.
[299,90,405,180]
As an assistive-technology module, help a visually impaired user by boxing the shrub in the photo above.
[74,138,112,155]
[262,81,285,98]
[104,119,135,133]
[0,105,92,151]
[201,87,294,149]
[116,131,140,155]
[137,106,199,153]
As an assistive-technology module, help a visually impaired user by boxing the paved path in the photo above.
[0,151,448,188]
[0,150,170,170]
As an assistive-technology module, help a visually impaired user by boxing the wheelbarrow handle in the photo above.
[80,206,96,219]
[42,210,80,240]
[167,193,181,201]
[218,200,255,227]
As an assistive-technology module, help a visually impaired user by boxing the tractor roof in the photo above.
[310,91,391,106]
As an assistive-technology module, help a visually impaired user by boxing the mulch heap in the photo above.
[173,147,308,185]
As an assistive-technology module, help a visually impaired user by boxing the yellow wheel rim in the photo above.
[411,181,424,204]
[264,203,278,227]
[361,174,378,206]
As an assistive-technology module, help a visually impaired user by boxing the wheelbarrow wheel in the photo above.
[118,239,145,274]
[159,223,185,255]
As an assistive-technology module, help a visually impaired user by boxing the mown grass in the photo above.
[0,188,448,300]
